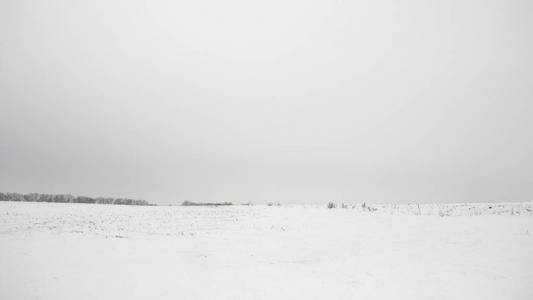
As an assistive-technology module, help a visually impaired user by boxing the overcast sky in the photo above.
[1,0,532,204]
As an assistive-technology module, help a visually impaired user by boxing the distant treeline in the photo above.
[182,200,232,206]
[0,192,154,206]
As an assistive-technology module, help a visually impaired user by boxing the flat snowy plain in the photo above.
[1,201,532,300]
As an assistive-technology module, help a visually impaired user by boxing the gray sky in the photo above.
[1,0,532,204]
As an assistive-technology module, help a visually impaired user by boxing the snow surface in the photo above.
[1,201,532,300]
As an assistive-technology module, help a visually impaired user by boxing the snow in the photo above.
[1,201,532,300]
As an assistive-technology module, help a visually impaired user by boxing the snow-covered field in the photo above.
[1,202,532,300]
